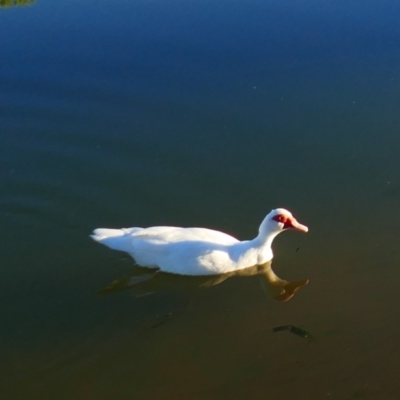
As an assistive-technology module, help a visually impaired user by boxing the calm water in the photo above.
[2,0,400,398]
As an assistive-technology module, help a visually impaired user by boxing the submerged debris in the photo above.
[272,325,315,341]
[151,313,173,328]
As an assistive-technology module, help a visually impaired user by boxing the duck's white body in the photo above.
[91,208,308,276]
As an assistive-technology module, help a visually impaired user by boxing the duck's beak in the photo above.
[285,218,308,233]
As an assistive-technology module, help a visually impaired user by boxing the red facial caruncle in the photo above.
[272,214,308,232]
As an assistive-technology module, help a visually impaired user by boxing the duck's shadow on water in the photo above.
[98,261,309,328]
[99,260,308,305]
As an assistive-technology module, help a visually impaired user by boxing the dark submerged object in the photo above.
[272,325,315,340]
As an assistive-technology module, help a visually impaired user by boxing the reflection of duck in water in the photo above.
[99,261,309,302]
[91,208,308,276]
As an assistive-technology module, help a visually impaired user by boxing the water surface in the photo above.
[1,0,400,398]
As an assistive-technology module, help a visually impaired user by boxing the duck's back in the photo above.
[133,226,239,244]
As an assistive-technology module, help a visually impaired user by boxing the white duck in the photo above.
[91,208,308,276]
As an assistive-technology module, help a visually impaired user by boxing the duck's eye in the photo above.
[273,214,286,223]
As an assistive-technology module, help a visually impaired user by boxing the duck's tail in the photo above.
[91,228,134,252]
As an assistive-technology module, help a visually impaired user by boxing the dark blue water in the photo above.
[2,1,400,398]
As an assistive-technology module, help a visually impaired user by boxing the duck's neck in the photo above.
[241,230,279,265]
[254,215,281,248]
[253,229,280,249]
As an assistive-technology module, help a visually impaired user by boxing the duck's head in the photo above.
[259,208,308,237]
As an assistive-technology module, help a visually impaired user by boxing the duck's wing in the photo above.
[128,226,239,246]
